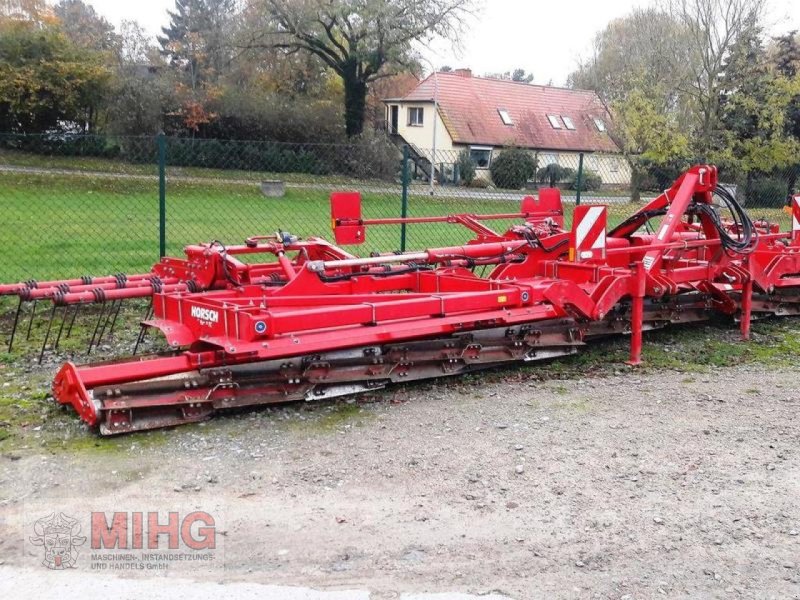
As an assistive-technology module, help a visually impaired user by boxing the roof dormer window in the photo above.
[547,115,562,129]
[561,116,575,130]
[498,109,513,126]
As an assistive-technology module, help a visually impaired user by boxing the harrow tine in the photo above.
[38,304,57,364]
[7,297,23,353]
[132,324,148,356]
[25,300,37,340]
[105,300,123,341]
[131,300,153,356]
[94,300,117,348]
[65,304,80,338]
[53,306,70,352]
[87,302,107,355]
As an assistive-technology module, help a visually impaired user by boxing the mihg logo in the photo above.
[29,513,87,570]
[27,509,219,571]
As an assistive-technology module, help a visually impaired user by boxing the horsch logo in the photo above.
[190,306,219,325]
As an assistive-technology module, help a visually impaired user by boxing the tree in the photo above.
[773,31,800,78]
[53,0,117,54]
[456,148,475,185]
[536,163,574,186]
[771,31,800,194]
[159,0,234,91]
[105,21,175,136]
[512,68,533,83]
[772,32,800,141]
[159,0,235,134]
[718,23,800,169]
[568,8,693,199]
[0,0,56,25]
[486,68,533,83]
[0,16,111,133]
[665,0,767,155]
[490,147,537,189]
[244,0,474,137]
[710,23,800,205]
[569,8,692,115]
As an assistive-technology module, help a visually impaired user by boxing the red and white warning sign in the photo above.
[792,195,800,243]
[570,205,607,262]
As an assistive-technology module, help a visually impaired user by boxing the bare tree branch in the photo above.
[239,0,476,135]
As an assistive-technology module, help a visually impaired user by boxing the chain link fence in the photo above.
[0,133,797,282]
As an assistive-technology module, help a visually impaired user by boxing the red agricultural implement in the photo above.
[4,165,800,434]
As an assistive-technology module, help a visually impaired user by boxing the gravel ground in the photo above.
[1,359,799,599]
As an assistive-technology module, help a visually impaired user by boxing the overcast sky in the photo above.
[84,0,800,86]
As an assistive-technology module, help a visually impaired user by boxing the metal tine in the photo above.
[87,301,107,355]
[94,300,117,348]
[104,300,124,343]
[65,303,81,338]
[25,300,37,340]
[133,324,148,356]
[53,306,70,352]
[145,297,154,321]
[7,297,23,353]
[132,298,153,355]
[38,304,57,364]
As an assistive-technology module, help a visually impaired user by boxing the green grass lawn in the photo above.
[0,168,792,282]
[0,170,516,280]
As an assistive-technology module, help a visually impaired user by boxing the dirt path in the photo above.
[1,362,799,598]
[0,163,644,203]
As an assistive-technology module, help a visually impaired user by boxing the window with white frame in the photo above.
[408,107,424,126]
[593,117,606,132]
[547,115,562,129]
[469,146,493,168]
[498,109,513,125]
[561,116,576,130]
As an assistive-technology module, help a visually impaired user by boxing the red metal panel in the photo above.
[331,191,365,245]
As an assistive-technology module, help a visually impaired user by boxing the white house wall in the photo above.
[449,145,631,186]
[388,102,454,161]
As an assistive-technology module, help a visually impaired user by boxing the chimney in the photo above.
[453,68,472,78]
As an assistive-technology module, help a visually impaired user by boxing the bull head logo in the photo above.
[29,513,86,570]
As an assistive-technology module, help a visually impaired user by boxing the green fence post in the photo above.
[401,145,410,252]
[575,152,584,206]
[158,132,167,258]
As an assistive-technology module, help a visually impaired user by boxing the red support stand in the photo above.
[741,258,753,341]
[627,262,646,366]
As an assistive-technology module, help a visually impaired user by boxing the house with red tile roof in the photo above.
[384,69,630,185]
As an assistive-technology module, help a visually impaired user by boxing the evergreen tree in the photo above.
[158,0,233,90]
[774,31,800,78]
[772,31,800,194]
[718,26,800,196]
[718,26,769,145]
[773,32,800,141]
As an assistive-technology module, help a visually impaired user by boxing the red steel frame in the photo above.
[4,164,798,434]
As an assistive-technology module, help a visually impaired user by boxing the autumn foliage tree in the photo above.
[0,14,111,133]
